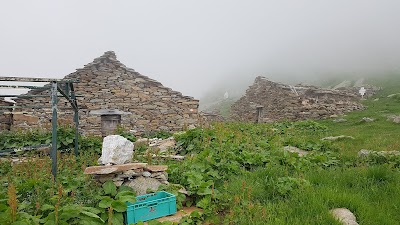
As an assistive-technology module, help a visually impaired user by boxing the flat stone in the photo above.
[145,165,168,172]
[84,163,147,175]
[360,117,375,123]
[321,135,354,141]
[283,146,309,157]
[358,149,400,158]
[333,118,347,123]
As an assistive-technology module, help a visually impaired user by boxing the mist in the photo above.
[1,0,400,99]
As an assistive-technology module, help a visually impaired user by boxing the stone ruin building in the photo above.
[231,76,366,123]
[10,51,199,135]
[0,99,13,131]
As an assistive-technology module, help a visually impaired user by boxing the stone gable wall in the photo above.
[0,100,13,131]
[231,76,364,122]
[12,51,199,135]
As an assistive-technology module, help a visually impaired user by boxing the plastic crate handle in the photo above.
[147,202,158,207]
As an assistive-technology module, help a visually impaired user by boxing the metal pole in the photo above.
[51,81,58,181]
[70,83,79,156]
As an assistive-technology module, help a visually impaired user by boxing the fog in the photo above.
[1,0,400,99]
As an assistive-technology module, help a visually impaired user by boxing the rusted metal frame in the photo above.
[0,84,50,90]
[50,81,58,180]
[56,84,78,111]
[69,82,79,156]
[0,76,79,83]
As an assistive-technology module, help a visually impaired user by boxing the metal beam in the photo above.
[70,83,79,156]
[0,94,83,98]
[50,82,58,181]
[0,77,79,83]
[0,85,49,90]
[56,85,78,111]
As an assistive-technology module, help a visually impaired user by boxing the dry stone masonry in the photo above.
[231,76,366,122]
[84,163,169,195]
[0,99,13,131]
[12,51,199,135]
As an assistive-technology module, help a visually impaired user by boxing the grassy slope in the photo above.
[318,75,400,155]
[220,75,400,224]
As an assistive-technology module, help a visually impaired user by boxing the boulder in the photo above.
[387,115,400,124]
[99,135,134,165]
[330,208,359,225]
[124,177,162,195]
[283,146,309,157]
[360,117,374,123]
[358,149,400,158]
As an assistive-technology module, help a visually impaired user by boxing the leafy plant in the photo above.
[97,181,136,225]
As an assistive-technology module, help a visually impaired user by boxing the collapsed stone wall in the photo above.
[0,100,13,131]
[231,76,364,122]
[13,51,199,135]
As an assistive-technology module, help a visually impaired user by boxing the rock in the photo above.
[330,208,359,225]
[84,163,147,175]
[134,138,149,146]
[333,118,347,123]
[360,117,374,123]
[283,146,309,157]
[157,137,176,152]
[321,135,354,141]
[142,171,151,177]
[124,177,162,195]
[146,165,168,172]
[387,115,400,123]
[387,93,400,98]
[151,172,168,181]
[99,135,134,165]
[113,181,124,187]
[358,149,400,158]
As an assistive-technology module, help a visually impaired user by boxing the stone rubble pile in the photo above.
[231,77,367,123]
[84,163,169,195]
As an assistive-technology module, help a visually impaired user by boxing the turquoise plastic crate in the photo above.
[124,191,177,224]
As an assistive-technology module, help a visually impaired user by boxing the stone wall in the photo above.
[0,99,13,131]
[13,51,199,135]
[231,76,365,122]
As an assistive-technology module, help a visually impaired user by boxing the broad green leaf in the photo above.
[40,204,55,211]
[98,196,113,209]
[81,207,102,215]
[197,187,212,196]
[80,211,103,220]
[11,221,29,225]
[102,181,117,196]
[111,212,124,225]
[111,200,127,212]
[118,185,133,192]
[115,191,136,203]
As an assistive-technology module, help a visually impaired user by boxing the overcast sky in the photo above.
[1,0,400,98]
